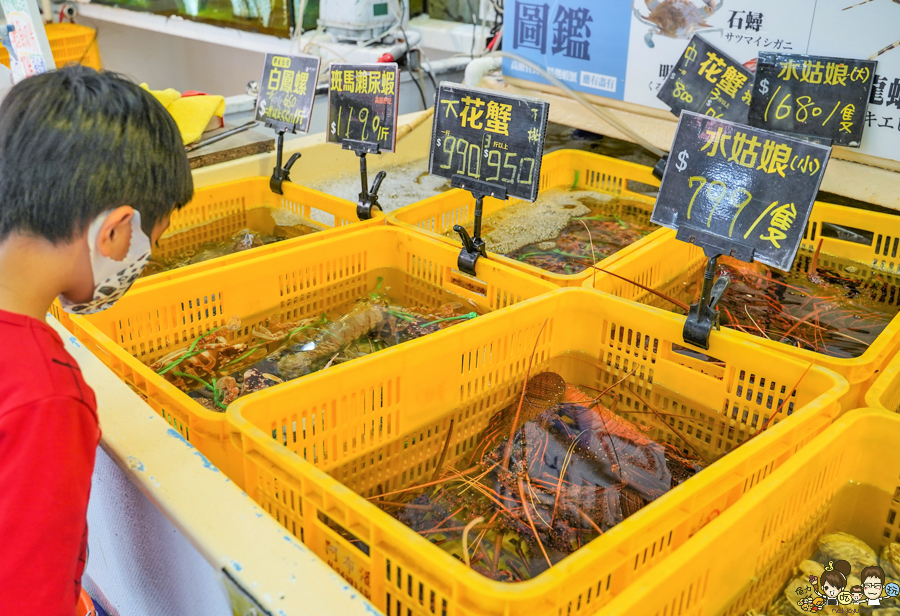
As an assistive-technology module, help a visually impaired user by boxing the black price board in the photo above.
[327,63,400,152]
[747,52,876,147]
[255,53,321,133]
[429,82,549,202]
[658,35,754,123]
[652,111,831,272]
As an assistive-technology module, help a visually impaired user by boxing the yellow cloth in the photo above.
[140,83,226,145]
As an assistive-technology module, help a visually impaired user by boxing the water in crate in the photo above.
[361,361,709,583]
[445,188,656,276]
[310,163,452,212]
[143,206,325,276]
[148,267,484,410]
[647,252,899,359]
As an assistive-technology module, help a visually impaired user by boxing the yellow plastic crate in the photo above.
[586,199,900,410]
[49,177,380,330]
[226,287,848,616]
[142,176,386,285]
[598,408,898,616]
[0,23,102,71]
[865,347,900,412]
[388,150,664,287]
[68,225,556,487]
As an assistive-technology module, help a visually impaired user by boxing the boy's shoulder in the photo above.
[0,310,97,416]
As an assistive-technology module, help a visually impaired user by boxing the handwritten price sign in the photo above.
[748,52,877,147]
[326,63,399,152]
[658,35,754,123]
[429,82,549,201]
[652,111,831,271]
[255,53,321,133]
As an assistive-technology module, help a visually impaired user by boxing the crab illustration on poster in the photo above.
[632,0,724,47]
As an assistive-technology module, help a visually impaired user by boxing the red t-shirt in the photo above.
[0,309,100,614]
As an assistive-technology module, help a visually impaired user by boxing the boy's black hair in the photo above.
[0,65,193,242]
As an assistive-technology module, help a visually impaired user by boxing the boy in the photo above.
[0,66,192,613]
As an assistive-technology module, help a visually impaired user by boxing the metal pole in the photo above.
[275,131,285,171]
[358,152,369,199]
[698,256,718,313]
[473,196,483,241]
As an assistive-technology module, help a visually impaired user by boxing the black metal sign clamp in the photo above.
[652,155,668,181]
[270,130,301,195]
[682,255,729,350]
[450,176,507,276]
[343,139,386,221]
[654,111,830,349]
[675,226,755,349]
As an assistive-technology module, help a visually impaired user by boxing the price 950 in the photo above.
[436,135,535,187]
[686,176,753,237]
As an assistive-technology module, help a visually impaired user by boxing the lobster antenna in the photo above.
[843,0,877,10]
[869,38,900,60]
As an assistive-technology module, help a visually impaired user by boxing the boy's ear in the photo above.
[95,206,135,260]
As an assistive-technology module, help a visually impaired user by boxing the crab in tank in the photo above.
[632,0,724,48]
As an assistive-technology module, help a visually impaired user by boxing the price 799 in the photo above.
[686,175,754,237]
[436,135,536,186]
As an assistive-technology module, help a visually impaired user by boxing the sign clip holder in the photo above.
[682,254,730,350]
[450,175,507,276]
[652,154,668,181]
[343,138,386,221]
[269,128,301,195]
[675,225,755,350]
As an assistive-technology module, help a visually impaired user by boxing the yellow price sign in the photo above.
[651,111,832,272]
[255,52,321,134]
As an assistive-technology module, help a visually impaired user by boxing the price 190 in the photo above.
[437,135,536,187]
[331,105,390,143]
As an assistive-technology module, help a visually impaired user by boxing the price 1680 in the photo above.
[436,135,536,188]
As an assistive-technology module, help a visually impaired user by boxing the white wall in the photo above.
[77,17,267,95]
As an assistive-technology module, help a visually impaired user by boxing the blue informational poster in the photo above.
[500,0,900,164]
[502,0,633,100]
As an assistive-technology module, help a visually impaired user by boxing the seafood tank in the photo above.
[309,162,453,213]
[147,125,656,278]
[143,207,326,277]
[307,125,662,277]
[332,353,719,583]
[445,189,657,276]
[748,483,900,615]
[148,267,484,411]
[640,249,900,360]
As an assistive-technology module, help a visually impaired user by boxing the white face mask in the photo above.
[58,211,152,315]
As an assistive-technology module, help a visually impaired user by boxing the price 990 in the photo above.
[437,135,535,187]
